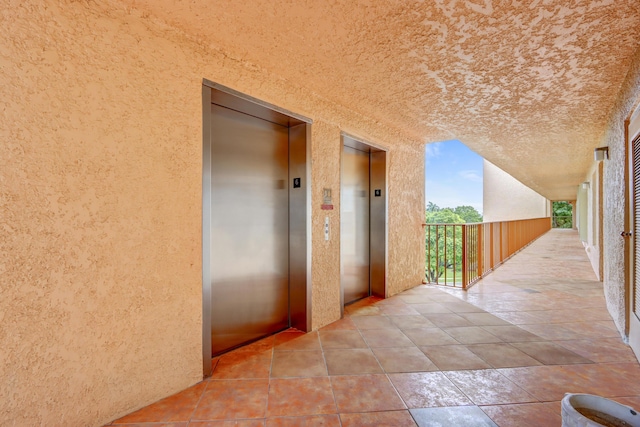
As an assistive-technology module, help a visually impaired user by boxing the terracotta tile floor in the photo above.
[106,230,640,426]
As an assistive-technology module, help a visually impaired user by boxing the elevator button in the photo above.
[324,217,330,241]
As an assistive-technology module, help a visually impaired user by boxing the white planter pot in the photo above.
[562,393,640,427]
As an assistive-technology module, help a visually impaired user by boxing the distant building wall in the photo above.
[483,160,550,222]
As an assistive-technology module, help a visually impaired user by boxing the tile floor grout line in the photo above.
[264,343,276,421]
[184,377,210,425]
[318,332,341,421]
[329,376,345,427]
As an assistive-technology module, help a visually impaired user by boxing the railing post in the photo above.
[462,224,467,289]
[425,224,429,283]
[477,224,483,279]
[435,225,439,284]
[490,223,494,270]
[499,222,504,263]
[452,225,456,286]
[443,225,447,285]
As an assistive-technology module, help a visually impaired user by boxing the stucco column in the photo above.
[570,200,577,230]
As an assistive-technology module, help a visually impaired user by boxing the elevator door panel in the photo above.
[210,104,289,355]
[342,146,370,304]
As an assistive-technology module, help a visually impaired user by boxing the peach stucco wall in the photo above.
[1,1,424,425]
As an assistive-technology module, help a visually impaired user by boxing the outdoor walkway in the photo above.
[106,229,640,426]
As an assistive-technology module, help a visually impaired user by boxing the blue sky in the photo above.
[425,139,484,214]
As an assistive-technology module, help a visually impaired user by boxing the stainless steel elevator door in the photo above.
[210,104,289,355]
[341,146,371,304]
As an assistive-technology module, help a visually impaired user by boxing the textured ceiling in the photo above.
[123,0,640,200]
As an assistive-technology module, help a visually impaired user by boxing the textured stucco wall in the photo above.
[310,121,342,330]
[483,160,550,222]
[1,2,205,425]
[577,186,588,241]
[387,144,426,296]
[595,163,604,281]
[601,46,640,337]
[579,162,603,280]
[1,1,424,425]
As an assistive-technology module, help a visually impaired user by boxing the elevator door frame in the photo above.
[340,133,388,315]
[202,80,312,376]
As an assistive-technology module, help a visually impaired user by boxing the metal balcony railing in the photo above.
[424,217,551,289]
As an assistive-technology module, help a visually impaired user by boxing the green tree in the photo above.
[425,223,464,283]
[426,202,440,213]
[453,205,483,223]
[424,204,483,283]
[552,201,573,228]
[425,208,464,224]
[425,208,464,283]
